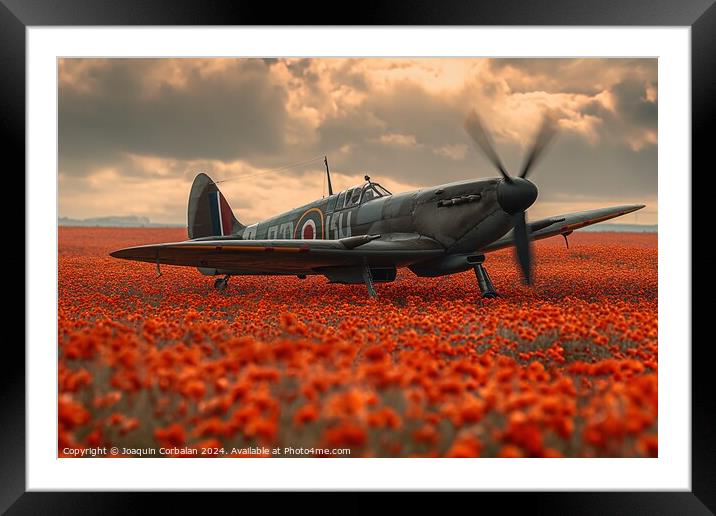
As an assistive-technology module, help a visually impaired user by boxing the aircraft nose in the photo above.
[497,177,538,214]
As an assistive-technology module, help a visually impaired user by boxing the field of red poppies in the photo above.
[58,227,657,458]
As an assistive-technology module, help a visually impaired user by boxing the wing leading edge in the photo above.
[110,233,445,274]
[479,204,646,253]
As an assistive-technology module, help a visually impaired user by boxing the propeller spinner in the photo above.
[464,111,557,285]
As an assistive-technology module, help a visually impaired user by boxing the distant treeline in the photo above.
[582,223,657,233]
[59,216,184,228]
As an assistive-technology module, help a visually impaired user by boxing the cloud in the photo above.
[59,57,658,224]
[378,133,419,147]
[59,58,290,172]
[433,144,468,161]
[59,155,420,225]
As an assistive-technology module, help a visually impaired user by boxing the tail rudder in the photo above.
[187,173,244,239]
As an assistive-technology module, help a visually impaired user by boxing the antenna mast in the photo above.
[324,156,334,196]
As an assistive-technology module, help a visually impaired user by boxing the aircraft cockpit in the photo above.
[332,179,392,212]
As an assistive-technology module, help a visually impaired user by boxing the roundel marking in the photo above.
[293,207,324,239]
[301,219,316,239]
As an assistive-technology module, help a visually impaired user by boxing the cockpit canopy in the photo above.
[333,181,392,211]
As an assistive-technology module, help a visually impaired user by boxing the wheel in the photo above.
[214,277,228,291]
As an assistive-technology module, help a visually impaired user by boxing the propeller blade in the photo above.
[464,111,512,183]
[519,115,557,179]
[512,211,533,285]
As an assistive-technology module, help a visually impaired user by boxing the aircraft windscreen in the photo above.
[348,189,361,206]
[334,183,391,210]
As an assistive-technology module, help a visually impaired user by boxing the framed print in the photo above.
[6,0,710,511]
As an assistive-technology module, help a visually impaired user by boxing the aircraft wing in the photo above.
[479,204,646,253]
[110,233,445,274]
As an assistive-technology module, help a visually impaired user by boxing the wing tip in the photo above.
[624,204,646,214]
[109,248,128,259]
[603,204,645,216]
[110,246,151,260]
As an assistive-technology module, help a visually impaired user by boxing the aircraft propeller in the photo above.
[464,111,557,285]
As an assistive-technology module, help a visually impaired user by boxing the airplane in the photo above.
[110,112,645,298]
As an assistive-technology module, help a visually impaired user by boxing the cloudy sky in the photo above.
[59,58,657,225]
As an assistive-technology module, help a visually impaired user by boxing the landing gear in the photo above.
[213,274,230,291]
[361,264,377,298]
[473,259,497,298]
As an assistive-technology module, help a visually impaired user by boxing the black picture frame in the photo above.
[5,0,708,512]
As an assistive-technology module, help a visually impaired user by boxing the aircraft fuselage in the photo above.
[235,177,514,256]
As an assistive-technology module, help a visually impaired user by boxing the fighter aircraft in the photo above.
[110,112,645,298]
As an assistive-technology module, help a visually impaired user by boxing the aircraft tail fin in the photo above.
[187,173,245,239]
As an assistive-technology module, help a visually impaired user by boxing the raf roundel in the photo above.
[293,208,324,240]
[301,219,316,239]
